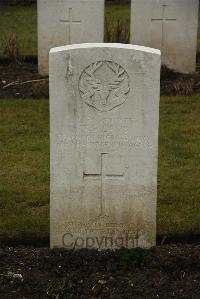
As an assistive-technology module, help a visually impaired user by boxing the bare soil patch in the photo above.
[0,60,48,99]
[0,244,200,299]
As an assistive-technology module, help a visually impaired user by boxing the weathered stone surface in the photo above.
[37,0,104,75]
[50,43,161,250]
[131,0,199,73]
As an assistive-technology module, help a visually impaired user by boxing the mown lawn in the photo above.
[0,96,199,241]
[0,5,37,57]
[158,95,200,236]
[0,100,49,241]
[1,3,199,57]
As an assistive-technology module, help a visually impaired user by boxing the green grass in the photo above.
[0,100,49,240]
[105,3,130,25]
[0,5,37,57]
[0,96,199,241]
[158,95,200,236]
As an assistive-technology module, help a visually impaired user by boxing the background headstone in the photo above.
[37,0,104,75]
[131,0,199,73]
[50,43,161,250]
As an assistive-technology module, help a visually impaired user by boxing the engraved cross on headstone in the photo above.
[151,4,176,49]
[83,153,124,217]
[59,8,82,44]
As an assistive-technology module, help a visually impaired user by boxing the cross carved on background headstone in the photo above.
[151,5,176,49]
[60,8,82,44]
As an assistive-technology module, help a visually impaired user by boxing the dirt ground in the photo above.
[0,56,200,99]
[0,60,48,100]
[0,244,199,299]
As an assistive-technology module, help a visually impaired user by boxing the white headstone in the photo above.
[37,0,104,75]
[131,0,199,73]
[50,43,161,250]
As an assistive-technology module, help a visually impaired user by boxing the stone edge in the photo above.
[49,43,161,56]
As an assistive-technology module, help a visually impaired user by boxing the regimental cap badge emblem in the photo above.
[79,60,130,112]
